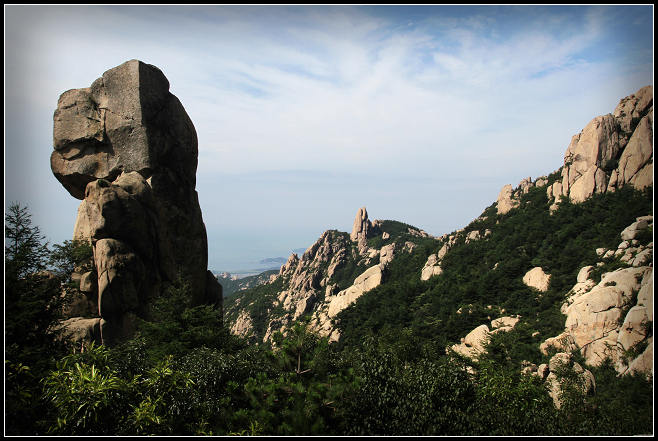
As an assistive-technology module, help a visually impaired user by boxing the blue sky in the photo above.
[4,5,654,271]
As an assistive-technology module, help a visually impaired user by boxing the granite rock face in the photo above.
[351,207,376,255]
[496,86,652,215]
[540,216,653,376]
[522,267,551,292]
[52,60,221,346]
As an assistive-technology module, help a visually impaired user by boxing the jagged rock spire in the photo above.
[350,207,373,243]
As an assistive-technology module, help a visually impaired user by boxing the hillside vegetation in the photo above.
[336,184,652,352]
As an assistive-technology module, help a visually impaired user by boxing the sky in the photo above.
[4,5,654,272]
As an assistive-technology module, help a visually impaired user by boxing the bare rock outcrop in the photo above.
[421,254,444,281]
[522,267,551,292]
[496,87,652,215]
[542,352,596,409]
[450,315,521,360]
[51,60,221,346]
[351,207,375,255]
[420,229,489,281]
[326,264,383,318]
[540,216,653,375]
[496,184,517,215]
[229,207,434,344]
[549,86,653,208]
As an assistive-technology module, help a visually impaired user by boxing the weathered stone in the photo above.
[618,110,653,185]
[540,331,578,356]
[536,363,550,379]
[420,253,444,281]
[613,85,653,134]
[625,339,653,376]
[518,176,533,194]
[350,207,374,255]
[617,305,649,353]
[637,268,653,322]
[99,313,137,348]
[52,60,198,200]
[577,265,594,284]
[51,60,217,346]
[620,219,649,241]
[569,166,608,203]
[327,265,382,318]
[552,86,653,204]
[465,230,480,243]
[379,243,396,268]
[523,267,551,292]
[280,253,300,275]
[60,317,102,347]
[545,352,596,409]
[79,270,98,293]
[563,115,621,181]
[84,175,155,260]
[351,206,373,242]
[496,184,516,214]
[491,315,520,330]
[230,310,253,339]
[62,289,97,319]
[451,324,490,359]
[94,238,145,316]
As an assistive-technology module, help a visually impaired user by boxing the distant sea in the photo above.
[212,250,308,279]
[211,261,283,278]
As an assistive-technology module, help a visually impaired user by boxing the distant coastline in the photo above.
[212,265,281,279]
[258,257,287,264]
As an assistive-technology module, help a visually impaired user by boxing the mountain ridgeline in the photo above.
[224,85,653,378]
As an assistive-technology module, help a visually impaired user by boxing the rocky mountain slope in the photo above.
[224,85,653,378]
[224,214,436,343]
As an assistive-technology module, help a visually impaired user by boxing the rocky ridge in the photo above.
[447,213,652,406]
[420,86,653,381]
[539,214,653,375]
[225,208,436,343]
[495,85,652,215]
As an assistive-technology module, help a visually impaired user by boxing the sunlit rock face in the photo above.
[496,86,653,215]
[52,60,221,346]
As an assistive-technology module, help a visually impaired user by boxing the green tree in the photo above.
[5,203,74,434]
[41,346,136,435]
[338,327,476,435]
[131,275,236,360]
[49,239,94,286]
[235,318,358,435]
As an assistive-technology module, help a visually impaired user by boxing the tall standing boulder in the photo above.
[51,60,221,346]
[350,207,375,255]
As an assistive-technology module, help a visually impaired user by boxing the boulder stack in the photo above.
[52,60,222,347]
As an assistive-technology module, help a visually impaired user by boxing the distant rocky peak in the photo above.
[350,207,373,242]
[350,206,377,256]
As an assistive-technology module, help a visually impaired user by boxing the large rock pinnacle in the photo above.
[52,60,222,347]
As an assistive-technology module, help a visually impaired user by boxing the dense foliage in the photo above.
[5,183,654,435]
